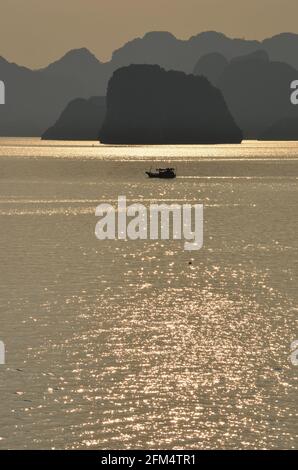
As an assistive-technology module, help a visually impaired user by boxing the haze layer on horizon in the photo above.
[0,0,297,69]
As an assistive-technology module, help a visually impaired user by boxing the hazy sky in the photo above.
[0,0,297,68]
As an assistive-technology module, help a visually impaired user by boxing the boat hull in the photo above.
[145,172,176,179]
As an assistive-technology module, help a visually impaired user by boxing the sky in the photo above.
[0,0,297,69]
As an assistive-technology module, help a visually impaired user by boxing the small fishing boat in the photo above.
[145,167,176,179]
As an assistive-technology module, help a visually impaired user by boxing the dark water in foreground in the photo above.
[0,139,297,449]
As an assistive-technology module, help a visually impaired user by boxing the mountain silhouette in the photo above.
[262,33,298,69]
[42,48,100,74]
[0,56,83,136]
[111,31,261,73]
[2,31,298,137]
[193,52,228,85]
[217,51,298,138]
[260,117,298,140]
[111,31,298,72]
[100,65,242,144]
[111,31,189,71]
[42,96,106,140]
[39,48,111,97]
[0,50,109,136]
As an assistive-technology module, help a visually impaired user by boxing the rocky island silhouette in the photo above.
[2,31,298,140]
[99,64,242,144]
[42,96,106,141]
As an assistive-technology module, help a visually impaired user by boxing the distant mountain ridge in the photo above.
[2,31,298,136]
[37,31,298,75]
[109,31,298,72]
[193,49,298,138]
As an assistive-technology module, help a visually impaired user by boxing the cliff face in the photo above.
[42,96,106,140]
[100,65,243,144]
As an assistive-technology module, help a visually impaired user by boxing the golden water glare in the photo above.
[0,139,297,449]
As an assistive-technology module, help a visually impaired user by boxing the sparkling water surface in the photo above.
[0,139,297,449]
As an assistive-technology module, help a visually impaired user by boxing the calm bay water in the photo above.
[0,138,297,449]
